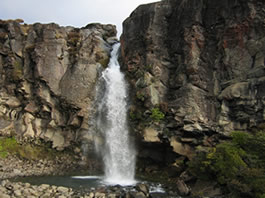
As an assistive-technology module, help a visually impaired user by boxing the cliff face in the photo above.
[0,20,117,150]
[121,0,265,162]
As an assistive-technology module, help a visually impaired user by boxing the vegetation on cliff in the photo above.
[188,131,265,198]
[0,136,65,160]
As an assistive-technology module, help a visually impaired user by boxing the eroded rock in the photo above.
[0,20,117,149]
[121,0,265,162]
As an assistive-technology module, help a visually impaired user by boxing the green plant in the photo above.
[129,108,144,121]
[12,60,23,80]
[98,57,110,68]
[136,91,145,102]
[188,131,265,198]
[144,65,152,72]
[0,136,61,160]
[0,145,8,158]
[150,107,165,122]
[0,137,19,158]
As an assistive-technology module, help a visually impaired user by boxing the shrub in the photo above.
[188,131,265,198]
[0,137,19,158]
[0,136,60,160]
[136,91,145,102]
[12,60,23,80]
[150,107,165,122]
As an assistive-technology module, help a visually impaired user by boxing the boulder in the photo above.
[135,183,149,196]
[170,138,195,160]
[143,128,160,143]
[130,192,146,198]
[176,179,190,196]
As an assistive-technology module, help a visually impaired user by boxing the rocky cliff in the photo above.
[0,19,117,150]
[121,0,265,165]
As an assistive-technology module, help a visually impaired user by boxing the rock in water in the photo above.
[136,183,149,196]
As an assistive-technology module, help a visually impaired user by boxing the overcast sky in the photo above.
[0,0,157,37]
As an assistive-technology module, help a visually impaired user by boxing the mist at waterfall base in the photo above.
[94,43,136,186]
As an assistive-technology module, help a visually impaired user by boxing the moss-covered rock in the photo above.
[0,136,67,161]
[12,59,23,80]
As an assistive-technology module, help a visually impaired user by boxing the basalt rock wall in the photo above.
[0,19,117,150]
[121,0,265,164]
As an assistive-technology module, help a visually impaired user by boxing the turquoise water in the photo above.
[12,175,177,197]
[13,175,103,189]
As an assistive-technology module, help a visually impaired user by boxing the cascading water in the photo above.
[95,43,136,186]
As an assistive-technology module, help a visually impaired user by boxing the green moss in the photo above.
[12,60,23,80]
[129,111,136,120]
[17,144,56,160]
[0,136,59,160]
[98,57,110,68]
[188,131,265,198]
[150,107,165,122]
[0,32,8,41]
[0,145,8,158]
[0,137,19,158]
[129,109,143,121]
[136,91,145,102]
[144,65,152,72]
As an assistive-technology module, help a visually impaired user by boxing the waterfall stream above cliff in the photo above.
[95,43,136,186]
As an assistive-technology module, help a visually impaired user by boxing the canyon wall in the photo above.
[121,0,265,164]
[1,0,265,172]
[0,19,117,150]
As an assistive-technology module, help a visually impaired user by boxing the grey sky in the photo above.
[0,0,157,37]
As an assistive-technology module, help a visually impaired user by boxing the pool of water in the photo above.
[12,175,171,195]
[13,175,103,189]
[12,175,223,198]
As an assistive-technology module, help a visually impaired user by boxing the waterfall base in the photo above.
[103,176,137,186]
[12,175,174,197]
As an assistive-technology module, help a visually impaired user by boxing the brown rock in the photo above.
[25,101,38,113]
[136,183,149,196]
[0,20,117,149]
[176,179,190,196]
[121,0,265,137]
[143,128,160,143]
[170,138,195,160]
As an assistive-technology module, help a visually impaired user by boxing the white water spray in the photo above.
[96,43,136,186]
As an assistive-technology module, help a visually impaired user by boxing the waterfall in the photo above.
[95,43,136,186]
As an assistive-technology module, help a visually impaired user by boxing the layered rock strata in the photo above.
[121,0,265,163]
[0,19,117,150]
